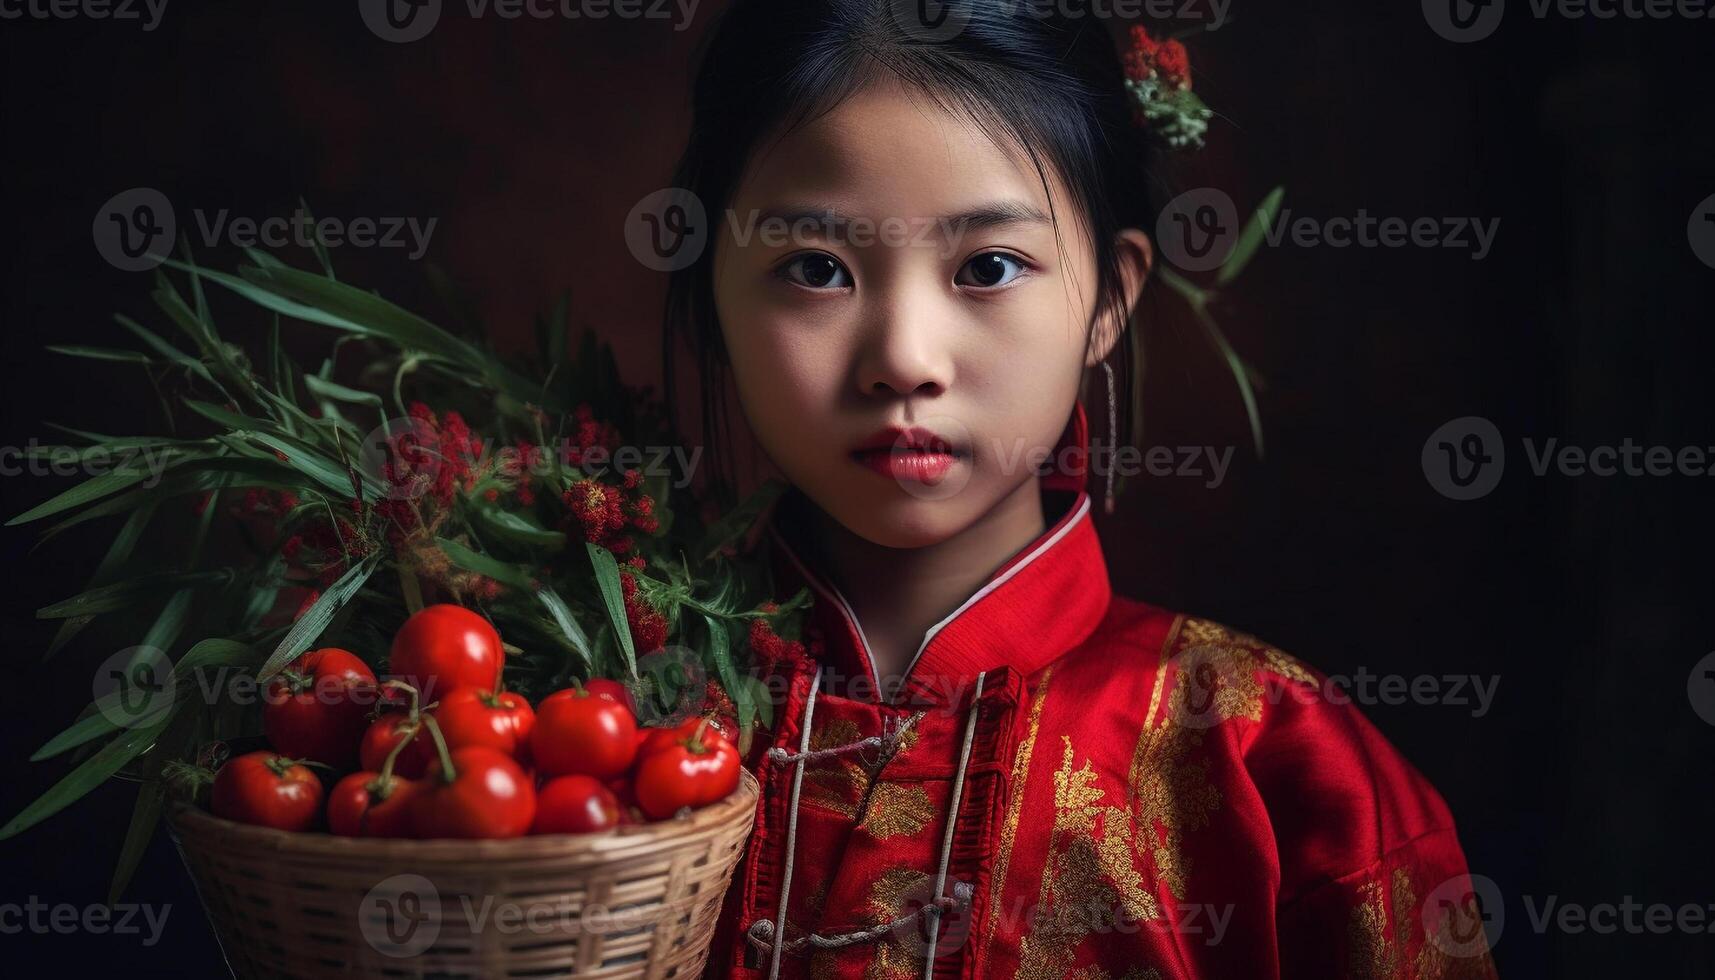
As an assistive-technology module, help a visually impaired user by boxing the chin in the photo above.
[830,489,974,550]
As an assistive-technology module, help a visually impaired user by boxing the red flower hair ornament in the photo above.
[1122,25,1213,150]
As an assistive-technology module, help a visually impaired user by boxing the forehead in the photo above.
[729,77,1075,224]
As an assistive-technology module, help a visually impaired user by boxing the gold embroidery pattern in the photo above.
[1339,866,1498,980]
[858,781,935,840]
[1348,878,1400,979]
[1127,616,1320,902]
[802,718,865,820]
[1015,737,1164,980]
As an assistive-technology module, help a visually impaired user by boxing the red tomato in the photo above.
[326,772,421,838]
[433,686,535,762]
[262,648,377,768]
[637,715,737,757]
[359,713,431,779]
[414,745,537,839]
[633,722,742,820]
[531,687,638,779]
[389,605,504,700]
[584,678,632,709]
[210,751,324,831]
[531,775,620,835]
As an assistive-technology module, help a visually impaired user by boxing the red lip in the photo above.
[851,425,964,455]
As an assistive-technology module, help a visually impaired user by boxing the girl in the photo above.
[662,2,1497,977]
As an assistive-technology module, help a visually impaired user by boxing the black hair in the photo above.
[662,0,1167,504]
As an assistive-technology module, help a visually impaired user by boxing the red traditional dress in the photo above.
[707,404,1498,979]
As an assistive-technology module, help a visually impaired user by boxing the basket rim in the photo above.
[166,767,758,863]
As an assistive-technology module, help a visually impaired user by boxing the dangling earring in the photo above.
[1101,359,1118,515]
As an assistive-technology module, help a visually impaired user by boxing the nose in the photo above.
[853,283,955,399]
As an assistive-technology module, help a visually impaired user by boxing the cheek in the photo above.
[715,285,844,442]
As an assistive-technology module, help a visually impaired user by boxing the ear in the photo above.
[1086,227,1154,367]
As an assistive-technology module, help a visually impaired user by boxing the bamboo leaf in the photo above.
[31,638,256,762]
[1216,185,1285,287]
[7,465,169,526]
[433,538,538,590]
[45,345,155,365]
[45,501,161,660]
[535,585,595,676]
[0,716,172,841]
[472,506,565,550]
[257,557,378,680]
[587,542,637,679]
[36,570,229,619]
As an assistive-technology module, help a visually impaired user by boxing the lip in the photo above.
[850,425,967,485]
[852,425,964,455]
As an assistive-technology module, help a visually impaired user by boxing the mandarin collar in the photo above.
[759,403,1110,705]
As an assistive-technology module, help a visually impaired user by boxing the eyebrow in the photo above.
[753,200,1051,236]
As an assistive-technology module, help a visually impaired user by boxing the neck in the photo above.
[791,478,1049,693]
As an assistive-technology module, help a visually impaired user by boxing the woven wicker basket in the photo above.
[166,769,758,979]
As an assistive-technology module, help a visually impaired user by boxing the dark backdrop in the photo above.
[1,1,1711,976]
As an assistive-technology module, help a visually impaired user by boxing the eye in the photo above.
[777,253,852,290]
[956,251,1029,288]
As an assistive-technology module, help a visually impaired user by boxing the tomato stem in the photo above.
[420,714,458,784]
[381,679,422,719]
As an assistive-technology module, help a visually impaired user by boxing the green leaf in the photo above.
[36,570,230,619]
[302,374,382,408]
[535,585,595,676]
[471,506,566,550]
[1216,185,1285,287]
[248,432,381,498]
[0,716,172,841]
[7,465,171,526]
[257,557,378,681]
[44,500,161,660]
[587,542,637,679]
[31,638,257,762]
[45,345,155,365]
[433,538,538,590]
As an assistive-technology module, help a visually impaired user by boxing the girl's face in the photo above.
[713,78,1143,549]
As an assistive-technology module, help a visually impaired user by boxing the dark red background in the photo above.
[2,2,1712,976]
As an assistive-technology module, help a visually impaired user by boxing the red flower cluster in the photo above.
[384,402,485,508]
[1123,25,1192,90]
[747,614,808,667]
[561,472,658,557]
[618,571,669,655]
